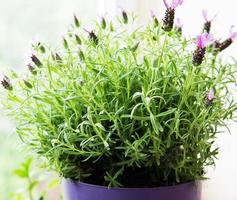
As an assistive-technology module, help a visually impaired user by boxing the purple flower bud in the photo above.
[163,0,183,9]
[89,31,99,45]
[215,26,237,52]
[162,0,183,31]
[217,39,232,52]
[122,10,128,24]
[205,88,215,106]
[31,54,42,67]
[162,8,175,31]
[1,75,13,90]
[192,33,211,66]
[202,10,217,33]
[192,48,206,66]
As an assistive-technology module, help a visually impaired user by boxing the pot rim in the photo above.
[63,178,201,191]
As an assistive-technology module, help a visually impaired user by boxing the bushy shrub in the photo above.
[1,3,237,187]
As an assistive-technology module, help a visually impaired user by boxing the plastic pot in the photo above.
[62,179,201,200]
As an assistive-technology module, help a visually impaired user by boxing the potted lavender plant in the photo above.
[1,1,237,199]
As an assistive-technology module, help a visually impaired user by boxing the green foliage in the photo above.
[9,158,61,200]
[1,13,237,187]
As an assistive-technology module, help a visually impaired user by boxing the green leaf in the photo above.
[48,178,60,189]
[157,108,177,117]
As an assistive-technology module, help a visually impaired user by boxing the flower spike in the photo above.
[202,10,217,33]
[162,0,183,31]
[193,33,211,66]
[1,75,13,90]
[215,26,237,52]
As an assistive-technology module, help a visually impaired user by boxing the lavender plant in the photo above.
[1,1,237,187]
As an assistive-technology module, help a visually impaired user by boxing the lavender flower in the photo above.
[1,75,13,90]
[175,18,183,34]
[217,26,237,52]
[192,33,211,66]
[205,88,215,106]
[202,10,217,33]
[162,0,183,31]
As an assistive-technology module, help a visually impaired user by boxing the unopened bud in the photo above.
[73,14,80,27]
[101,17,106,29]
[23,80,33,89]
[39,44,46,53]
[151,11,159,28]
[78,49,85,60]
[31,54,42,67]
[75,34,82,45]
[122,10,128,24]
[89,31,99,45]
[63,37,69,49]
[110,21,114,32]
[203,21,211,34]
[1,75,13,90]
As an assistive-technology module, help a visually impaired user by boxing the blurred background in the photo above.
[0,0,237,199]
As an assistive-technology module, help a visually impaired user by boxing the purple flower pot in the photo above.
[62,179,201,200]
